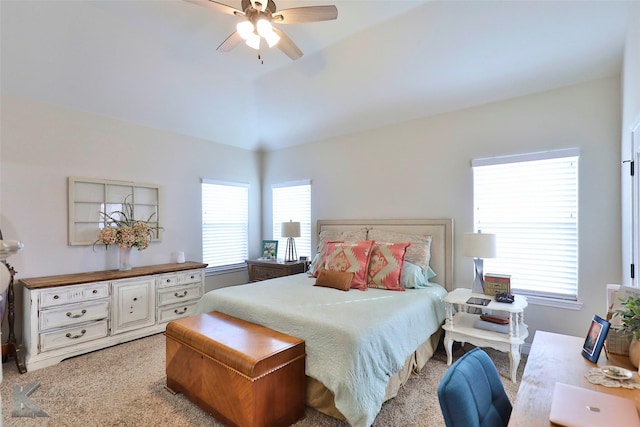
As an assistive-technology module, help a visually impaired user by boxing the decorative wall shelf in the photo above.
[68,177,162,246]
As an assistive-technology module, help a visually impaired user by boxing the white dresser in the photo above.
[20,262,207,371]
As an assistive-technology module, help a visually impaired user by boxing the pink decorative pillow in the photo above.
[324,240,374,290]
[367,230,432,273]
[367,242,410,291]
[311,240,343,278]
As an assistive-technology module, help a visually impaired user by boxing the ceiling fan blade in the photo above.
[273,5,338,24]
[272,27,303,60]
[217,31,244,52]
[183,0,244,17]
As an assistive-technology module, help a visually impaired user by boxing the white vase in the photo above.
[118,247,132,271]
[629,336,640,368]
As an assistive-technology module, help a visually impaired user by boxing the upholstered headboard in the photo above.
[316,219,454,291]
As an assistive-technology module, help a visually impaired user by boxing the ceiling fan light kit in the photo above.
[185,0,338,60]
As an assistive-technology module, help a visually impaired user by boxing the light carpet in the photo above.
[1,333,525,426]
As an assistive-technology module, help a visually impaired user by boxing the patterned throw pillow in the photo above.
[316,229,367,252]
[310,240,342,278]
[367,229,432,273]
[367,242,410,291]
[324,240,374,290]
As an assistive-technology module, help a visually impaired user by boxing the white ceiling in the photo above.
[0,0,632,151]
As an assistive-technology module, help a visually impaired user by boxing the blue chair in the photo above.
[437,348,512,427]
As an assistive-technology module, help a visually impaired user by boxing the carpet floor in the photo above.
[1,333,525,426]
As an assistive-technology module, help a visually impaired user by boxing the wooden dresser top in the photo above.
[20,261,208,290]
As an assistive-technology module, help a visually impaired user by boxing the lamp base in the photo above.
[284,237,297,263]
[471,258,485,294]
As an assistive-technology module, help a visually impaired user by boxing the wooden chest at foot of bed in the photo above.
[165,311,306,427]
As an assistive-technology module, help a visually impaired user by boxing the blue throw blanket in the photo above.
[196,273,446,427]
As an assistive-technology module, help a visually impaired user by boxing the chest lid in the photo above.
[166,311,305,378]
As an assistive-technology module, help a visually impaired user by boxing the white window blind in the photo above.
[202,179,249,269]
[472,149,579,300]
[272,181,311,259]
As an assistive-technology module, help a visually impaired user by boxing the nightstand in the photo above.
[442,288,528,382]
[245,259,308,282]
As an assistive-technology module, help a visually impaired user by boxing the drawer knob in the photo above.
[174,307,188,315]
[190,275,195,279]
[92,289,98,294]
[66,329,87,339]
[66,309,87,318]
[53,295,60,300]
[166,279,171,283]
[174,291,188,298]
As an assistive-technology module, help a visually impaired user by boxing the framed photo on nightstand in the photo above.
[261,240,278,260]
[582,314,610,363]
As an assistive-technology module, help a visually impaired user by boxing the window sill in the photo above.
[524,295,583,310]
[205,264,247,276]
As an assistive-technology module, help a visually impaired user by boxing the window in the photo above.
[201,179,249,270]
[472,148,579,300]
[68,177,161,245]
[272,181,311,259]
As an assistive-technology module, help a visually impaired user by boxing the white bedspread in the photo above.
[196,273,446,427]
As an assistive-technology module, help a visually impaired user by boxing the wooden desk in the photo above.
[509,330,640,426]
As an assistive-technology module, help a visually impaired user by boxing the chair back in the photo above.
[437,347,512,427]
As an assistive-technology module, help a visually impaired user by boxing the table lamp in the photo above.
[281,220,300,262]
[463,231,497,294]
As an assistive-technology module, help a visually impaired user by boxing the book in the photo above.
[480,313,510,325]
[474,319,510,334]
[484,273,511,296]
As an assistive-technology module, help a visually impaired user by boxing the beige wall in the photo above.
[0,94,259,340]
[262,77,622,342]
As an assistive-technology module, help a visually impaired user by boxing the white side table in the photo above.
[443,288,528,382]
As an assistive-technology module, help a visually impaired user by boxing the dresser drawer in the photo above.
[40,282,110,308]
[178,270,203,285]
[39,320,109,352]
[251,266,286,281]
[39,300,110,331]
[157,301,199,324]
[158,270,203,288]
[158,273,180,289]
[246,261,307,282]
[158,284,202,306]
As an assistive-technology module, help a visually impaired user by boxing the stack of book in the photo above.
[484,273,511,297]
[474,313,510,334]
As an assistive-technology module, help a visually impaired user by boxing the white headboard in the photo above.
[317,219,454,291]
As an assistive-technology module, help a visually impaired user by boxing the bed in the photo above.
[196,218,453,427]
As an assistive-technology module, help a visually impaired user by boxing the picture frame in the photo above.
[261,240,278,260]
[582,314,611,363]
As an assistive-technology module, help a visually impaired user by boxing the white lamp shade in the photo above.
[237,21,254,40]
[281,221,301,238]
[245,33,261,50]
[0,240,24,260]
[462,232,497,258]
[263,29,280,47]
[256,19,272,38]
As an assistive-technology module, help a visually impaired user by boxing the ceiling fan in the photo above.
[184,0,338,60]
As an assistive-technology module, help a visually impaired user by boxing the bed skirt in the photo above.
[305,329,443,420]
